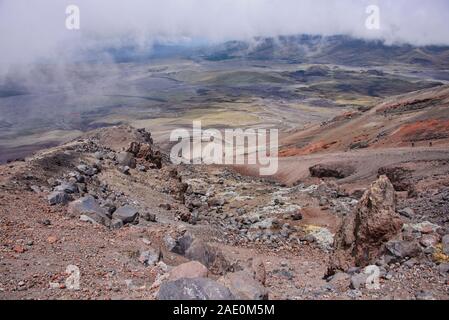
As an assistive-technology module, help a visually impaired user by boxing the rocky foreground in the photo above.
[0,125,448,300]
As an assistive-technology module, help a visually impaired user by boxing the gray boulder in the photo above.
[218,271,268,300]
[67,196,111,227]
[112,205,139,224]
[157,278,235,300]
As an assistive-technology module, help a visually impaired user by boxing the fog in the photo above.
[0,0,449,73]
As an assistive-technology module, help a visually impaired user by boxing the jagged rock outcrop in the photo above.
[329,175,403,272]
[126,141,162,169]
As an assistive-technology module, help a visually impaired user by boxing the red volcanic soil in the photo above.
[390,119,449,142]
[279,141,338,157]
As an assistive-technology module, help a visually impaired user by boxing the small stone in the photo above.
[47,236,58,244]
[415,290,435,301]
[54,182,78,194]
[80,215,97,224]
[329,272,350,292]
[49,282,60,289]
[438,263,449,275]
[119,166,130,175]
[141,212,157,222]
[291,210,303,221]
[419,234,440,248]
[159,203,172,211]
[110,219,124,230]
[138,248,161,266]
[442,235,449,255]
[13,245,26,253]
[116,152,136,169]
[398,208,414,218]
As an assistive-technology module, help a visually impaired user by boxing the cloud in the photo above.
[0,0,448,71]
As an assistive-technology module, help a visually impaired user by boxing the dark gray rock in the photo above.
[111,219,124,230]
[141,211,157,222]
[119,166,131,175]
[76,164,98,177]
[67,196,111,227]
[48,191,72,205]
[112,205,139,224]
[54,182,78,194]
[398,207,415,219]
[157,278,235,300]
[309,163,355,179]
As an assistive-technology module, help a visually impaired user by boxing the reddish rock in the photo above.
[218,271,268,300]
[13,245,26,253]
[47,236,58,244]
[169,261,209,281]
[330,175,403,272]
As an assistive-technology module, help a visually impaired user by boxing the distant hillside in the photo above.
[280,84,449,156]
[201,35,449,68]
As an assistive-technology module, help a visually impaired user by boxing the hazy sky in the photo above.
[1,0,449,72]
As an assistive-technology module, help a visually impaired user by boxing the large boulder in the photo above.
[157,278,235,300]
[330,175,403,272]
[169,261,209,281]
[67,196,111,227]
[218,271,268,300]
[310,163,355,179]
[112,205,139,224]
